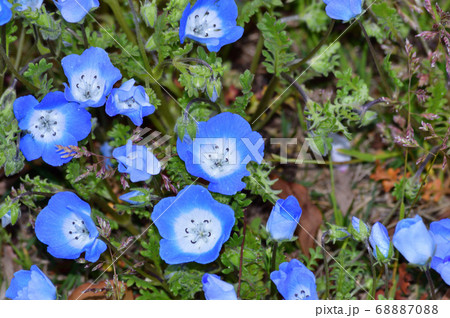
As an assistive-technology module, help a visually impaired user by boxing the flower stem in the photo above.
[269,241,278,298]
[365,240,377,300]
[425,267,437,300]
[0,41,38,93]
[288,20,335,71]
[384,263,389,298]
[328,158,343,226]
[357,19,393,97]
[250,76,279,124]
[237,212,247,299]
[321,231,331,299]
[80,23,89,49]
[250,35,264,75]
[104,0,136,45]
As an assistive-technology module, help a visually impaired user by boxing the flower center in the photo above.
[72,70,105,103]
[185,219,212,244]
[197,139,240,179]
[294,288,310,300]
[174,208,222,254]
[186,8,223,39]
[116,95,138,111]
[28,110,65,142]
[67,219,90,241]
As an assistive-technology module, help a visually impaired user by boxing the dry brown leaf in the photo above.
[68,280,134,300]
[271,176,323,257]
[370,162,402,192]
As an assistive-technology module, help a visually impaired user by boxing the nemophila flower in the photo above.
[113,140,161,182]
[54,0,99,23]
[105,79,155,126]
[369,222,391,261]
[62,47,121,108]
[270,259,318,300]
[350,216,369,241]
[0,0,12,25]
[202,273,237,300]
[266,196,302,241]
[14,0,43,11]
[393,215,436,266]
[323,0,362,22]
[1,209,11,228]
[6,265,56,300]
[177,112,264,195]
[119,190,145,205]
[152,185,235,264]
[14,92,92,166]
[35,192,107,262]
[179,0,244,52]
[430,219,450,285]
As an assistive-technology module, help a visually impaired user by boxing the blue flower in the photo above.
[393,215,436,266]
[14,0,43,11]
[35,192,107,262]
[152,185,235,264]
[266,196,302,241]
[270,259,318,300]
[113,140,161,182]
[105,79,155,126]
[61,47,122,108]
[6,265,56,300]
[350,216,369,241]
[179,0,244,52]
[54,0,99,23]
[177,112,264,195]
[323,0,362,22]
[369,222,391,260]
[430,219,450,285]
[1,209,11,227]
[14,92,92,167]
[0,0,12,25]
[202,273,237,300]
[119,190,145,205]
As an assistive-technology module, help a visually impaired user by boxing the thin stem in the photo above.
[250,35,264,75]
[384,263,389,298]
[105,0,137,45]
[321,231,331,300]
[250,76,279,123]
[14,27,26,70]
[288,20,335,71]
[328,158,343,226]
[128,0,151,73]
[365,240,377,300]
[0,44,39,93]
[237,212,247,299]
[80,23,89,49]
[425,268,437,300]
[269,241,279,298]
[358,20,393,97]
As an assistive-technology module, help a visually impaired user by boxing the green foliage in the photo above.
[300,2,330,33]
[229,70,255,116]
[371,2,409,41]
[237,0,282,25]
[244,162,281,203]
[310,42,341,77]
[258,13,296,76]
[0,89,24,177]
[165,265,204,299]
[23,59,54,99]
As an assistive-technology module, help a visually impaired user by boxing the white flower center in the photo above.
[185,8,223,39]
[116,95,138,111]
[28,109,66,143]
[71,69,105,103]
[196,139,240,179]
[62,214,92,249]
[293,287,310,300]
[173,208,222,254]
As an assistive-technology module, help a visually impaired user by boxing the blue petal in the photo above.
[84,239,107,262]
[41,133,77,166]
[202,273,237,300]
[0,0,12,26]
[19,134,44,162]
[54,0,99,23]
[13,95,39,122]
